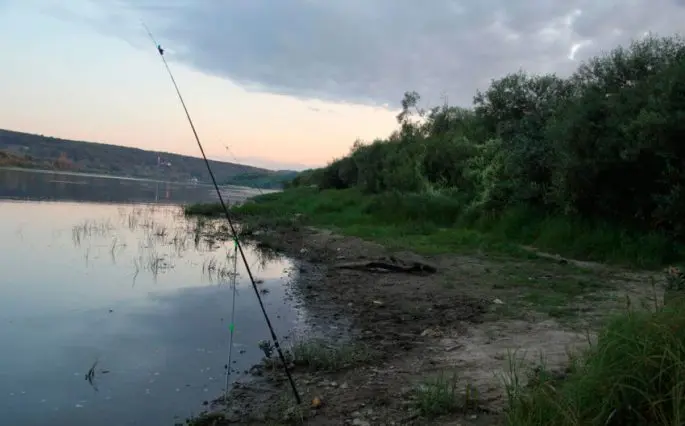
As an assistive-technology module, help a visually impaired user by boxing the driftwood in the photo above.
[333,259,437,275]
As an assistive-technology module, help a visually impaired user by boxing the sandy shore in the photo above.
[185,222,658,426]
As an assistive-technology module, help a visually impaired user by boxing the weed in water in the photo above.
[258,340,275,359]
[71,219,114,246]
[192,217,206,248]
[152,224,167,238]
[201,256,237,283]
[171,231,189,255]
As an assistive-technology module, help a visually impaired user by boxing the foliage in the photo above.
[288,34,685,244]
[183,188,682,267]
[0,129,295,188]
[0,150,39,168]
[505,300,685,426]
[222,169,299,189]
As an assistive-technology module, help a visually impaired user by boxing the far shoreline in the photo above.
[0,166,280,193]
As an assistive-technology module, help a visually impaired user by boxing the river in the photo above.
[0,168,308,425]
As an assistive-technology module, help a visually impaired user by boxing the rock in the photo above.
[340,382,349,389]
[352,419,370,426]
[493,298,504,305]
[311,396,323,409]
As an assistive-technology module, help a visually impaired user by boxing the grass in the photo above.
[262,338,374,372]
[413,372,480,418]
[487,262,611,322]
[185,187,684,269]
[185,189,685,425]
[184,202,225,217]
[504,298,685,426]
[287,339,374,370]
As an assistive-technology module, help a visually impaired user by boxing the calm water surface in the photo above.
[0,169,308,426]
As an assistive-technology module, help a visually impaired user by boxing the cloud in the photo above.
[83,0,685,107]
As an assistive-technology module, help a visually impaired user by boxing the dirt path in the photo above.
[186,225,664,426]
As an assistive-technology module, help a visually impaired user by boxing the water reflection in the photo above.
[0,167,267,205]
[0,200,306,426]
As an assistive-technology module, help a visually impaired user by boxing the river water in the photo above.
[0,168,308,425]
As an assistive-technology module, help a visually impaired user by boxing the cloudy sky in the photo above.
[1,0,683,170]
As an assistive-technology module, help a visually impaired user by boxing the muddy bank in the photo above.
[188,224,654,425]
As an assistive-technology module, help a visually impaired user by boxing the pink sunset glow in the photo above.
[0,1,399,171]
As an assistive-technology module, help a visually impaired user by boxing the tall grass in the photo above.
[505,299,685,425]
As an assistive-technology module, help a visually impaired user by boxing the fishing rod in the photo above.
[141,22,302,404]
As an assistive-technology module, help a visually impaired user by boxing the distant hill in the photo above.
[0,129,298,189]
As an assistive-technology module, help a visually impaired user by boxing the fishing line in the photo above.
[141,22,302,404]
[224,242,238,402]
[222,144,266,197]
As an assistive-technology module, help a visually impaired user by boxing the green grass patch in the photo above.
[413,372,480,418]
[469,206,680,268]
[481,261,613,322]
[183,202,225,217]
[261,338,374,372]
[505,301,685,426]
[287,339,374,371]
[184,187,684,268]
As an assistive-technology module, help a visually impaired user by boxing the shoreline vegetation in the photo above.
[183,34,685,425]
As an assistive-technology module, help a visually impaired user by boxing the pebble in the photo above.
[351,419,370,426]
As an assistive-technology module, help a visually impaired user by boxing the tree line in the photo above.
[0,129,288,186]
[290,35,685,239]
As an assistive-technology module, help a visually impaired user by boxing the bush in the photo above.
[505,301,685,426]
[286,34,685,244]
